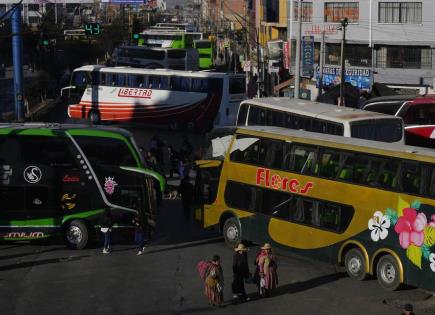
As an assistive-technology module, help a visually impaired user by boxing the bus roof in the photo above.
[242,97,402,123]
[73,65,244,79]
[116,45,189,52]
[235,125,435,162]
[0,123,133,138]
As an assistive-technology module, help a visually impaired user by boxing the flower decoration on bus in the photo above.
[368,211,390,242]
[430,253,435,273]
[104,177,118,195]
[375,198,435,270]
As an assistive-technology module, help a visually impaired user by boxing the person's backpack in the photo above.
[197,260,212,280]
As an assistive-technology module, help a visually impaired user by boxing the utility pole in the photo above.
[11,5,24,121]
[339,18,348,107]
[294,0,302,99]
[244,1,250,96]
[318,31,325,98]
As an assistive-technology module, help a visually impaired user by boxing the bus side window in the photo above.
[160,77,169,89]
[224,181,258,212]
[402,161,421,195]
[337,153,355,182]
[289,145,317,175]
[237,104,249,126]
[260,140,284,170]
[100,73,106,85]
[127,74,139,88]
[248,106,260,125]
[430,166,435,197]
[318,149,340,179]
[116,73,126,87]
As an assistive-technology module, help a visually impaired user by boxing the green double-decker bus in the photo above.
[194,40,213,70]
[0,124,165,249]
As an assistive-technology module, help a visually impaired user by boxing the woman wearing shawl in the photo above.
[257,243,278,297]
[204,255,224,306]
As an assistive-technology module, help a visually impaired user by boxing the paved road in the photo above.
[1,198,434,315]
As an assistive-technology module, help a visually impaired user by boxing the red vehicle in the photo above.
[363,95,435,149]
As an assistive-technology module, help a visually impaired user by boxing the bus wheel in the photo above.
[376,255,401,291]
[344,248,367,281]
[65,220,89,249]
[223,217,241,247]
[88,110,101,124]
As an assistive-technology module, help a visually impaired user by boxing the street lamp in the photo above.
[339,17,348,107]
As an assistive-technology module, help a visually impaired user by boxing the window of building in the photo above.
[376,46,431,69]
[293,1,313,22]
[263,0,279,23]
[325,44,371,67]
[378,2,422,24]
[28,4,39,11]
[324,2,359,23]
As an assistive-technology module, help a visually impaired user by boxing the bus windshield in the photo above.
[350,119,403,143]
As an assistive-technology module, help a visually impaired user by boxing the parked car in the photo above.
[363,95,435,148]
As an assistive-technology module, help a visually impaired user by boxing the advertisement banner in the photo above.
[316,66,371,90]
[302,36,314,77]
[283,41,290,70]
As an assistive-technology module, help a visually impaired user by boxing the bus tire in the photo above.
[344,248,367,281]
[376,255,401,291]
[89,110,101,124]
[222,217,241,247]
[64,220,89,250]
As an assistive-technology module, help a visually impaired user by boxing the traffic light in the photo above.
[84,23,101,36]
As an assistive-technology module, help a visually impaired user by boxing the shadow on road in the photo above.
[0,255,89,271]
[145,237,224,256]
[246,272,348,301]
[0,246,65,261]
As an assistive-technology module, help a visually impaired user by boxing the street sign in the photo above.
[315,66,371,90]
[283,41,290,70]
[302,36,314,77]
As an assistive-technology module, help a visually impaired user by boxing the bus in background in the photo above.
[64,29,86,41]
[62,66,246,131]
[0,123,164,249]
[194,39,213,69]
[362,95,435,149]
[113,46,199,71]
[237,98,405,144]
[194,126,435,292]
[155,23,197,32]
[140,30,202,49]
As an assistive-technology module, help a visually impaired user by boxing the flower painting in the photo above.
[369,198,435,271]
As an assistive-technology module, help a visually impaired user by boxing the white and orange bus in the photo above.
[62,65,246,131]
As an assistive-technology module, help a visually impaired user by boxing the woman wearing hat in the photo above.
[232,243,251,302]
[257,243,278,297]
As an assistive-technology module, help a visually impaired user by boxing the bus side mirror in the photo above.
[60,86,76,96]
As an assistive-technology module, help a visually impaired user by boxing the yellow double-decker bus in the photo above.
[194,126,435,291]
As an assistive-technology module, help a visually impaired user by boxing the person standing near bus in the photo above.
[100,208,113,254]
[257,243,278,297]
[132,212,147,255]
[232,243,251,302]
[204,255,224,306]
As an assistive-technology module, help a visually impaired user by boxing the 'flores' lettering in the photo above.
[256,168,313,195]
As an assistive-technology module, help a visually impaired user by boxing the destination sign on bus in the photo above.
[118,88,153,99]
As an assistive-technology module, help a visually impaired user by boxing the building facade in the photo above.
[259,0,435,91]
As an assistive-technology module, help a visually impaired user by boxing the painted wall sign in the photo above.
[316,66,371,90]
[304,24,339,36]
[23,166,42,184]
[256,168,313,195]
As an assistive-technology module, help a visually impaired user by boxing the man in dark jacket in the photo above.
[132,212,147,255]
[232,243,251,302]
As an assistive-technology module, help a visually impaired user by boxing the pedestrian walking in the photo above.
[178,178,194,220]
[132,212,147,255]
[256,243,278,297]
[100,208,113,254]
[232,243,251,302]
[204,255,224,306]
